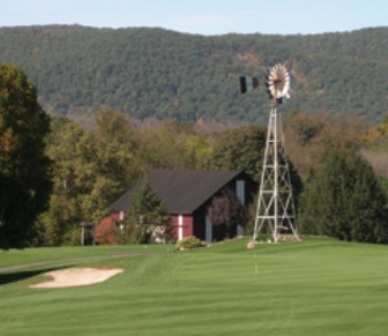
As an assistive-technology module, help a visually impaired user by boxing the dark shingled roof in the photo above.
[109,170,244,214]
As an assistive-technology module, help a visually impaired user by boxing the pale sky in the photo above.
[0,0,386,35]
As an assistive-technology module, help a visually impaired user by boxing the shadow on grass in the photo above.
[0,266,74,286]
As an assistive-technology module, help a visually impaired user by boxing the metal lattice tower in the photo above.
[253,106,298,243]
[252,64,299,243]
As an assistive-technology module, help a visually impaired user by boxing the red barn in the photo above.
[108,170,257,243]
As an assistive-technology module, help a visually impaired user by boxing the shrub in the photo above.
[176,236,207,250]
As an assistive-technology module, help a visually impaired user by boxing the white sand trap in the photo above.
[30,267,123,288]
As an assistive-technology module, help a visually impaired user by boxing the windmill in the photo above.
[240,64,299,243]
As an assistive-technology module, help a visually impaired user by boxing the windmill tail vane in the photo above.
[239,76,259,94]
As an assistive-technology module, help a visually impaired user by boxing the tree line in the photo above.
[0,64,387,249]
[0,26,386,125]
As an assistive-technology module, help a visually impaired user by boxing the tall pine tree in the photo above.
[122,182,170,244]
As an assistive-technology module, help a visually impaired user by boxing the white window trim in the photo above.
[178,215,184,241]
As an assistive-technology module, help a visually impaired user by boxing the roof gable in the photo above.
[109,170,245,214]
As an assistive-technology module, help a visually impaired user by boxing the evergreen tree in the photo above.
[299,149,388,243]
[122,182,170,244]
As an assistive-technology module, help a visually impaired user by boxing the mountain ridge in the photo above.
[0,25,386,124]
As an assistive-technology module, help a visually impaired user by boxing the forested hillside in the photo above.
[0,25,386,124]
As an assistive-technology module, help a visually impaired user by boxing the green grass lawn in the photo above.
[1,238,388,335]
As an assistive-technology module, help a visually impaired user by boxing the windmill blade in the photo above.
[240,76,259,94]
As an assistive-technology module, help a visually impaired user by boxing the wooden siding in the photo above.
[171,214,193,240]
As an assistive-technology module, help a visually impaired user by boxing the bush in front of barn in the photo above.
[176,236,207,250]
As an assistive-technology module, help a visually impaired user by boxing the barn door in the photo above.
[236,180,245,236]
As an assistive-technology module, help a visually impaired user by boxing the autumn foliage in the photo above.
[95,217,118,245]
[207,187,247,239]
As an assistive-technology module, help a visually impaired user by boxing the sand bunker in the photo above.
[30,267,123,288]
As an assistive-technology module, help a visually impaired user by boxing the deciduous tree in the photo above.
[0,64,52,249]
[207,187,247,239]
[211,125,266,182]
[41,112,141,246]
